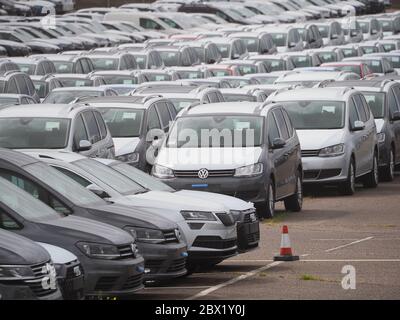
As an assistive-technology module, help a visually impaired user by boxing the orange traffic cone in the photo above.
[274,225,299,261]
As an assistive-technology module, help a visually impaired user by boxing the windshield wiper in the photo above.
[133,188,150,195]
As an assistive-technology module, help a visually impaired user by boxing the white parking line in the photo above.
[186,261,283,300]
[145,286,211,290]
[325,236,374,252]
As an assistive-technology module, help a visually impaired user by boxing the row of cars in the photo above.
[0,1,399,300]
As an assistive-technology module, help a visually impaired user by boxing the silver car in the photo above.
[269,87,379,195]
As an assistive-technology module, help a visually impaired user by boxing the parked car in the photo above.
[321,61,374,78]
[82,53,138,71]
[0,93,37,106]
[219,88,268,102]
[0,40,31,57]
[43,87,118,104]
[152,102,303,218]
[265,25,304,53]
[30,75,64,100]
[0,71,40,102]
[125,49,164,69]
[153,45,200,67]
[0,229,62,300]
[268,87,379,194]
[41,54,95,74]
[325,79,400,181]
[178,40,222,64]
[8,57,56,76]
[229,32,277,55]
[315,21,345,46]
[274,70,360,87]
[357,18,383,41]
[292,23,324,49]
[90,71,137,85]
[343,56,397,76]
[50,73,106,87]
[0,104,115,159]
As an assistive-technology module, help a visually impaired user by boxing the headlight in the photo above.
[152,164,174,179]
[128,227,165,244]
[377,132,386,144]
[76,242,120,260]
[0,265,33,280]
[116,152,139,163]
[181,211,217,221]
[319,144,345,157]
[234,163,263,177]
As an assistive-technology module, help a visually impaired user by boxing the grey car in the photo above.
[152,102,303,218]
[325,79,400,181]
[0,104,115,159]
[0,229,62,300]
[269,87,379,195]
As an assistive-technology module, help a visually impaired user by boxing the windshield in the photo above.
[176,71,203,79]
[144,73,171,82]
[58,78,93,87]
[44,90,102,104]
[215,44,230,58]
[380,20,393,32]
[358,22,369,33]
[132,54,146,69]
[361,92,385,119]
[224,94,256,102]
[23,162,103,207]
[209,68,231,77]
[169,98,199,112]
[317,52,337,63]
[382,43,396,52]
[364,60,383,73]
[158,51,180,67]
[281,100,345,129]
[0,177,62,221]
[32,80,47,98]
[90,58,120,71]
[0,118,70,149]
[237,65,257,75]
[342,48,358,58]
[333,65,361,76]
[317,26,329,38]
[167,115,263,148]
[53,61,74,73]
[16,63,35,75]
[0,97,18,105]
[386,56,400,68]
[240,37,259,52]
[113,162,174,192]
[362,46,378,54]
[102,75,137,85]
[270,33,287,47]
[99,108,143,137]
[256,76,278,84]
[265,59,285,71]
[225,79,251,88]
[277,80,319,88]
[291,56,312,68]
[74,159,144,195]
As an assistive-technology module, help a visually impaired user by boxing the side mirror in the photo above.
[391,110,400,121]
[86,184,109,199]
[152,138,163,149]
[271,137,286,149]
[351,120,365,131]
[77,140,92,152]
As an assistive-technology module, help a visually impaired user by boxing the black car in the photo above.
[0,174,145,298]
[0,39,31,56]
[0,149,188,282]
[0,229,62,300]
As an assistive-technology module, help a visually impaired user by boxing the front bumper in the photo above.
[302,154,348,184]
[162,175,266,204]
[0,283,62,300]
[81,255,145,297]
[138,242,188,280]
[188,237,238,264]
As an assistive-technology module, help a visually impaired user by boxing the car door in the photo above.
[155,102,172,132]
[360,94,377,170]
[268,109,291,199]
[350,95,370,175]
[145,105,163,162]
[388,86,400,164]
[81,110,107,158]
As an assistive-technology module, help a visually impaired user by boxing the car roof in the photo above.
[344,56,385,62]
[277,71,347,82]
[325,79,395,89]
[183,101,262,116]
[0,148,39,167]
[271,87,354,102]
[50,87,106,92]
[0,104,86,118]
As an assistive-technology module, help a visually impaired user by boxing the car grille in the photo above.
[145,260,163,273]
[117,244,135,259]
[163,230,179,243]
[304,169,342,180]
[62,260,84,300]
[243,209,257,223]
[173,169,234,178]
[193,236,237,250]
[94,276,118,291]
[145,258,186,274]
[215,212,235,226]
[121,274,143,291]
[25,261,58,298]
[247,231,260,244]
[167,258,186,273]
[301,150,320,157]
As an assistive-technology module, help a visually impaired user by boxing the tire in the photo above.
[363,153,379,188]
[380,148,395,182]
[339,160,356,195]
[284,172,303,212]
[256,181,275,219]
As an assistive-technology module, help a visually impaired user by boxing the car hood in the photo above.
[374,118,385,133]
[87,202,178,230]
[113,137,140,157]
[176,190,254,211]
[0,231,49,265]
[124,190,228,212]
[297,129,345,150]
[37,242,77,264]
[156,147,262,170]
[42,215,133,245]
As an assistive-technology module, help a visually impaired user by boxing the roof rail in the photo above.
[341,87,354,95]
[316,79,335,88]
[142,94,163,103]
[193,85,212,94]
[267,85,296,98]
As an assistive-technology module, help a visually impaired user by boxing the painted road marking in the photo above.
[325,236,374,252]
[186,261,283,300]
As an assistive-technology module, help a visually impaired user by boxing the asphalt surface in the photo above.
[135,172,400,300]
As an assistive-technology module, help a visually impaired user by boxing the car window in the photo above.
[94,111,108,139]
[353,95,368,122]
[82,111,101,144]
[268,112,280,145]
[0,207,20,230]
[273,109,289,140]
[349,97,360,124]
[156,102,172,128]
[147,106,161,130]
[75,60,83,74]
[208,92,219,103]
[6,77,18,94]
[282,108,294,137]
[166,102,177,119]
[387,87,400,116]
[54,166,92,188]
[360,95,371,121]
[18,76,29,95]
[74,114,89,147]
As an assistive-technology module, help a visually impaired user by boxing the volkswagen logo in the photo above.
[198,168,209,179]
